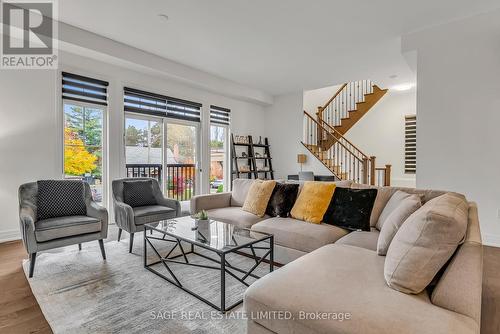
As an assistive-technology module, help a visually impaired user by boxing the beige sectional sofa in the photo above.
[190,179,483,334]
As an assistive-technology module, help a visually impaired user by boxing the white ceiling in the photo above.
[58,0,500,95]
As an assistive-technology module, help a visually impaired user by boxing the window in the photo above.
[405,115,416,174]
[210,105,230,193]
[62,72,108,203]
[123,87,201,201]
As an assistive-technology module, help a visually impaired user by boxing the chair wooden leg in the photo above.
[29,253,37,278]
[129,233,134,253]
[117,228,122,242]
[98,239,106,260]
[78,243,82,251]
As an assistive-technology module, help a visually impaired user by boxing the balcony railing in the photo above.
[125,163,196,201]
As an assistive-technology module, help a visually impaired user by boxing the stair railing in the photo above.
[303,111,391,185]
[317,80,374,128]
[303,111,367,183]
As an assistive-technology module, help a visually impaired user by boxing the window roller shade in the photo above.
[210,105,230,125]
[124,87,201,122]
[62,72,109,106]
[405,115,417,174]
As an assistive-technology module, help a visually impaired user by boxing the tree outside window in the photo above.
[63,104,104,202]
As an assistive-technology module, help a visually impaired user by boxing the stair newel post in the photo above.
[369,156,376,185]
[384,164,392,186]
[362,157,369,184]
[317,106,324,146]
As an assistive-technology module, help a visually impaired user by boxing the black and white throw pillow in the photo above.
[266,183,300,217]
[123,180,158,208]
[37,180,87,220]
[323,187,377,231]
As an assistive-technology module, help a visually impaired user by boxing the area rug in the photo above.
[23,228,270,334]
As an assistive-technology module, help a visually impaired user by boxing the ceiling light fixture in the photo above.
[392,83,415,91]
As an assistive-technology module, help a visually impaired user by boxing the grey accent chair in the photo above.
[112,178,180,253]
[19,181,108,278]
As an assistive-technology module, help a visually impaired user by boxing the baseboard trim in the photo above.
[483,234,500,248]
[0,229,21,243]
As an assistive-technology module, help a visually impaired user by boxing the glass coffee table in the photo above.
[144,216,274,313]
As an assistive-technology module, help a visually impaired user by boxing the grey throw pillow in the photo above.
[376,190,422,230]
[384,193,468,294]
[123,180,157,207]
[376,191,422,255]
[37,180,87,220]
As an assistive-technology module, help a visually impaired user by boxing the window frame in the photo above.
[62,99,108,205]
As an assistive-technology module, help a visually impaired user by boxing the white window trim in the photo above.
[62,99,108,206]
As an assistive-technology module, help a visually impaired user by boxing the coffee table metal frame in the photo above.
[143,221,274,313]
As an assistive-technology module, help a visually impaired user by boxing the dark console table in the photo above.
[287,175,338,181]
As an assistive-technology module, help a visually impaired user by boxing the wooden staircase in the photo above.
[303,80,391,185]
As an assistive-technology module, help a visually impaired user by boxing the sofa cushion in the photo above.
[206,206,268,228]
[377,192,422,255]
[242,180,277,217]
[377,191,421,230]
[323,187,377,231]
[244,244,478,334]
[35,216,101,242]
[231,179,255,207]
[36,180,87,220]
[265,183,299,217]
[251,217,348,253]
[123,180,157,208]
[336,229,379,251]
[133,205,175,225]
[290,181,336,224]
[385,193,469,294]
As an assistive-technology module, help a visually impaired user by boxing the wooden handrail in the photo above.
[319,83,347,112]
[303,111,363,163]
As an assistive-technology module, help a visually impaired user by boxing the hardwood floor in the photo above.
[0,241,51,334]
[0,240,499,333]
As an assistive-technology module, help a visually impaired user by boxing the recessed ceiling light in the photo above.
[392,83,415,91]
[158,14,169,21]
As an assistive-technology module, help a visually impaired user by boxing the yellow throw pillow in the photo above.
[242,180,277,217]
[290,181,336,224]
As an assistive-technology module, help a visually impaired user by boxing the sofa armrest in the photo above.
[155,196,181,217]
[19,207,37,253]
[190,192,232,215]
[113,200,135,232]
[87,201,109,238]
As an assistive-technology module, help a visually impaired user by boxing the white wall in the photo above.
[0,71,58,241]
[303,85,342,115]
[0,50,267,242]
[402,9,500,246]
[264,92,331,180]
[345,89,416,187]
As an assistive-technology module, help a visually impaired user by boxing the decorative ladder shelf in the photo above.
[231,134,274,181]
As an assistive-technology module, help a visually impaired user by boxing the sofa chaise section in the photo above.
[244,244,478,334]
[245,202,483,334]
